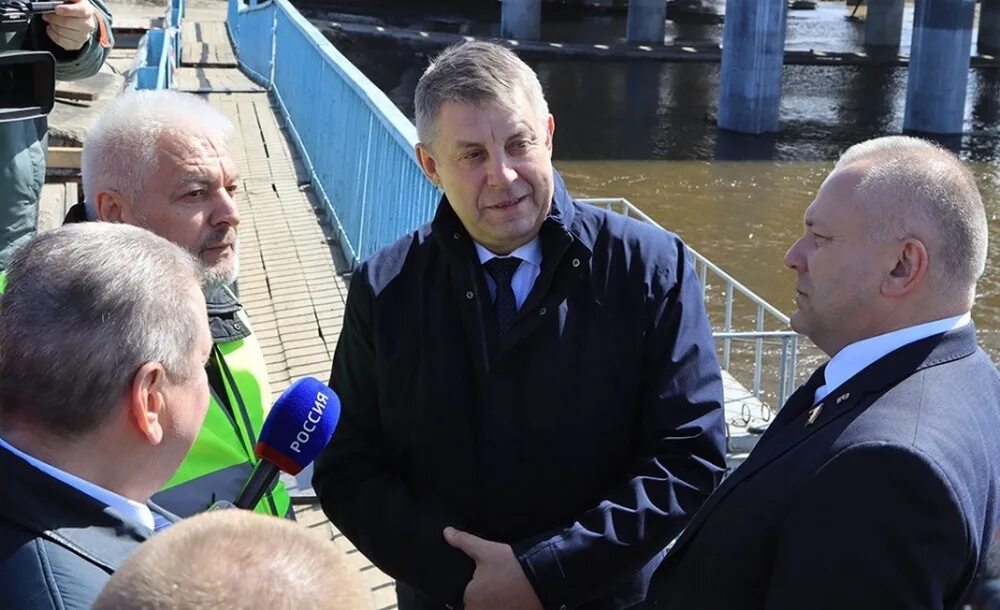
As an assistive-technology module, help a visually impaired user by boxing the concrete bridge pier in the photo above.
[717,0,788,134]
[501,0,541,40]
[978,0,1000,55]
[864,0,904,50]
[903,0,975,134]
[626,0,667,45]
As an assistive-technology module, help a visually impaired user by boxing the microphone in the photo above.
[233,377,341,510]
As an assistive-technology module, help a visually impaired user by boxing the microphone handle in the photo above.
[233,462,280,509]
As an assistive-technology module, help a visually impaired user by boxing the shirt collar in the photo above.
[474,236,543,268]
[0,436,155,530]
[821,313,972,398]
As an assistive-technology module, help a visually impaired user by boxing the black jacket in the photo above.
[314,173,727,609]
[649,324,1000,609]
[0,443,173,609]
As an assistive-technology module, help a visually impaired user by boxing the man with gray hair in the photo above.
[74,89,291,519]
[0,223,211,609]
[315,41,726,610]
[650,136,1000,609]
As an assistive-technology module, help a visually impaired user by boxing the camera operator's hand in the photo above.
[41,0,98,51]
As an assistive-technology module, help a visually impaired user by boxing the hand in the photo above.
[42,0,97,51]
[444,527,543,610]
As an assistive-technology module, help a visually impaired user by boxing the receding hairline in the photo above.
[414,41,549,145]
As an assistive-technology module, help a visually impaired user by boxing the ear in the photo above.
[882,238,928,298]
[128,362,168,446]
[416,143,441,188]
[95,190,126,223]
[544,114,555,152]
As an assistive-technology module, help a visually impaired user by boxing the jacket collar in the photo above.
[430,169,590,260]
[205,285,251,344]
[64,202,89,224]
[0,444,151,573]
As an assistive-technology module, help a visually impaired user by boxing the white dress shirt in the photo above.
[0,436,155,530]
[475,236,543,311]
[813,313,972,405]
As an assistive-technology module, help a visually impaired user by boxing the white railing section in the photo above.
[581,198,800,411]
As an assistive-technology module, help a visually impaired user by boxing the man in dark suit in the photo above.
[650,135,1000,609]
[314,41,727,610]
[0,222,212,609]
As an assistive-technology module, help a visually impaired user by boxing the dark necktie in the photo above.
[484,257,522,337]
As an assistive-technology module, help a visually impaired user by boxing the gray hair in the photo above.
[92,509,370,610]
[0,223,204,439]
[414,41,549,145]
[82,90,234,218]
[836,136,988,293]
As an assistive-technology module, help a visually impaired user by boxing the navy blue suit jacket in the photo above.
[0,444,177,609]
[649,324,1000,609]
[314,172,727,609]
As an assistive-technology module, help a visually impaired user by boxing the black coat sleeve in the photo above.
[765,443,972,610]
[513,240,728,608]
[313,270,474,607]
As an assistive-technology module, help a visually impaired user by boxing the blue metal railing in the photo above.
[133,29,175,90]
[227,0,439,266]
[131,0,183,90]
[583,197,800,410]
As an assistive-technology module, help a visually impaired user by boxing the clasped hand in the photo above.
[444,527,544,610]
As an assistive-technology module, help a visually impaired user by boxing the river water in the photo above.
[303,0,1000,371]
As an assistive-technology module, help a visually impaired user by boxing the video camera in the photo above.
[0,1,65,123]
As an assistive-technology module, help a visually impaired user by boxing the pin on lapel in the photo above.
[806,404,823,426]
[836,392,851,404]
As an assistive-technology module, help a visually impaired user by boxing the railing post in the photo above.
[698,260,708,300]
[723,282,733,369]
[778,336,789,408]
[788,334,799,401]
[753,304,764,398]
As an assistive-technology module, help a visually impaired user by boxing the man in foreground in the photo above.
[315,41,726,610]
[93,509,370,609]
[650,136,1000,609]
[0,223,211,609]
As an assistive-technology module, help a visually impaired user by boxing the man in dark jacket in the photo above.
[0,0,112,266]
[313,41,727,610]
[649,136,1000,609]
[0,223,211,609]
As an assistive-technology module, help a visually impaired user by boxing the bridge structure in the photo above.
[495,0,995,136]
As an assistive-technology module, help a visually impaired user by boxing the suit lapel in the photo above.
[49,507,151,572]
[667,366,827,553]
[669,325,978,558]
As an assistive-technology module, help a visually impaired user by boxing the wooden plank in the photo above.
[175,67,264,93]
[54,85,97,102]
[47,147,82,170]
